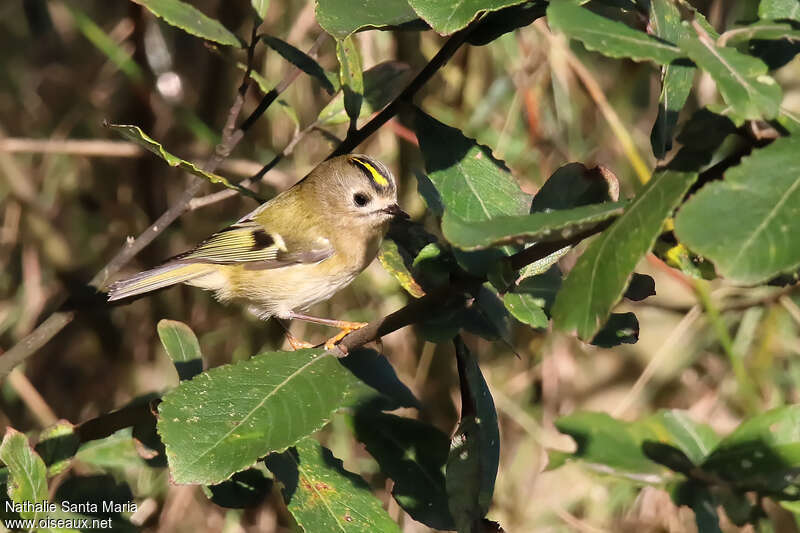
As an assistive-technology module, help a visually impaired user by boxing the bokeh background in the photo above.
[2,0,800,531]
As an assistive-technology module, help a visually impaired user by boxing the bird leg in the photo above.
[285,312,368,353]
[276,319,315,350]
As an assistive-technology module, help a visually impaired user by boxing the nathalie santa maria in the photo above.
[6,500,138,513]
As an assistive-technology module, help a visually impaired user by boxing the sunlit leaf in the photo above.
[130,0,240,46]
[266,438,401,532]
[675,137,800,285]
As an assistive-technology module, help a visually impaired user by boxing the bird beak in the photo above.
[382,204,409,219]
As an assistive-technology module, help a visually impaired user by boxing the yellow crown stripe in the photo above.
[351,157,389,187]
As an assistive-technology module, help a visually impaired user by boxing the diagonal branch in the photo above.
[0,27,320,382]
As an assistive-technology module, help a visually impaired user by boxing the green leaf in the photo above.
[35,421,80,477]
[262,35,338,94]
[546,2,683,64]
[157,349,367,485]
[251,0,269,19]
[674,136,800,285]
[414,110,530,222]
[378,238,426,298]
[648,0,695,159]
[338,348,420,411]
[552,169,698,340]
[0,428,48,520]
[266,438,401,533]
[157,319,203,381]
[503,266,561,328]
[315,0,419,39]
[107,124,263,201]
[336,36,364,129]
[415,109,531,275]
[675,481,723,533]
[467,1,547,46]
[447,339,499,530]
[408,0,527,35]
[721,20,800,45]
[702,405,800,494]
[75,429,146,470]
[441,202,627,251]
[677,31,782,120]
[554,412,668,481]
[531,163,620,213]
[317,62,413,126]
[643,410,719,466]
[349,412,455,530]
[129,0,240,47]
[759,0,800,21]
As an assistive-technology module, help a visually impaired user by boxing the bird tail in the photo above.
[106,262,215,301]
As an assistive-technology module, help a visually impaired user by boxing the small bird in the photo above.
[107,154,407,351]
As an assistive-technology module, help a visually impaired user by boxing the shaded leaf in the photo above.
[107,124,262,201]
[35,421,79,477]
[674,136,800,285]
[408,0,527,35]
[590,312,639,347]
[266,438,401,533]
[547,2,683,64]
[677,31,782,120]
[447,339,500,530]
[315,0,419,39]
[262,35,337,94]
[553,170,698,340]
[624,273,656,302]
[336,36,364,129]
[338,348,420,411]
[442,202,627,251]
[157,349,368,484]
[130,0,240,46]
[675,481,723,533]
[157,319,203,381]
[504,265,561,329]
[530,163,620,213]
[0,428,48,520]
[317,62,413,126]
[701,405,800,494]
[350,412,455,530]
[648,0,695,158]
[467,1,547,45]
[203,468,272,508]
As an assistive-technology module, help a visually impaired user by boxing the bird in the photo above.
[107,154,407,352]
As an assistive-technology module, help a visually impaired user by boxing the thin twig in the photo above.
[0,23,322,381]
[330,24,477,157]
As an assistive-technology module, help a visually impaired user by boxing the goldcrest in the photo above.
[107,154,407,349]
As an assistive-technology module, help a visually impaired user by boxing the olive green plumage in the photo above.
[107,154,406,321]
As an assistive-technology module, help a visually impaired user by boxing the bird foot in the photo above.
[323,321,368,352]
[285,332,316,351]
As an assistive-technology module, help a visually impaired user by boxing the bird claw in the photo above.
[323,321,368,353]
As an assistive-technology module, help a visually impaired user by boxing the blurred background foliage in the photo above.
[1,0,800,531]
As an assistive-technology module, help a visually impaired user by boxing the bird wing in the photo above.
[172,220,334,270]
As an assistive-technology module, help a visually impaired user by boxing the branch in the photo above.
[0,27,321,382]
[330,23,477,157]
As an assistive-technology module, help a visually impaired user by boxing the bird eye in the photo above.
[353,192,371,207]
